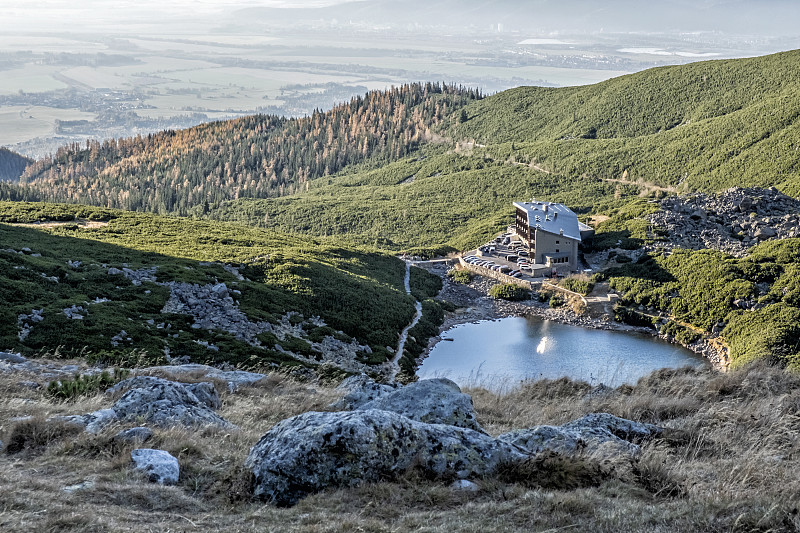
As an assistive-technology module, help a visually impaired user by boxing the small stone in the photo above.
[131,449,180,485]
[450,479,480,492]
[113,427,154,444]
[0,351,27,363]
[62,480,95,493]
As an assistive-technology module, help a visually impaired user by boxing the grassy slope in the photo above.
[453,50,800,195]
[206,50,800,253]
[0,202,419,367]
[2,363,799,531]
[605,239,800,369]
[204,148,641,256]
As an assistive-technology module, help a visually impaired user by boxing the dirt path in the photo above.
[13,219,109,229]
[390,261,423,378]
[602,177,677,194]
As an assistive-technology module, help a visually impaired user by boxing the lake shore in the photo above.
[414,261,727,371]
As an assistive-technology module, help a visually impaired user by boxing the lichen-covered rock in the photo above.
[111,377,234,429]
[356,378,484,432]
[143,363,266,392]
[562,413,661,441]
[498,413,661,459]
[131,449,179,485]
[330,374,399,410]
[56,377,232,433]
[245,409,526,506]
[110,375,221,409]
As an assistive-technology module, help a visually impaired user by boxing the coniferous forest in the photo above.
[5,83,481,214]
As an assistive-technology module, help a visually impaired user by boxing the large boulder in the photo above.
[58,377,234,433]
[245,409,526,506]
[356,378,484,432]
[108,376,221,409]
[330,374,399,410]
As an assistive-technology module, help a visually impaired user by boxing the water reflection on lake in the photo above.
[417,316,707,391]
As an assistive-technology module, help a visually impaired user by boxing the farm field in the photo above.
[0,106,97,147]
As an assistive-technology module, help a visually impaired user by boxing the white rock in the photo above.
[131,449,179,485]
[450,479,480,491]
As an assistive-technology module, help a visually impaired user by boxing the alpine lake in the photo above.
[417,316,707,391]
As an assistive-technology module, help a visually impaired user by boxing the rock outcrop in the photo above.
[248,379,662,506]
[109,377,233,429]
[245,409,526,506]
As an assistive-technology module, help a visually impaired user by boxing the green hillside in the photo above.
[203,148,638,256]
[604,239,800,369]
[454,50,800,195]
[455,51,800,142]
[0,202,430,369]
[201,50,800,253]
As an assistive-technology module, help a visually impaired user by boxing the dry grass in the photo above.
[1,361,800,532]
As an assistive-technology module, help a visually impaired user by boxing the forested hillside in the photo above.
[5,83,480,214]
[0,148,32,182]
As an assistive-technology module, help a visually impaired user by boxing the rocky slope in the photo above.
[647,187,800,257]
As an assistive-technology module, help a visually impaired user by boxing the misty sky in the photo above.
[6,0,800,38]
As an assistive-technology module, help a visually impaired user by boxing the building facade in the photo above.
[513,200,594,273]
